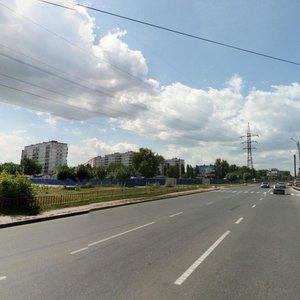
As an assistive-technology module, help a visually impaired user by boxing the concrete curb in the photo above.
[0,188,220,229]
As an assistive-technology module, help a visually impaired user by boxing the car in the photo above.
[273,182,287,195]
[260,182,270,188]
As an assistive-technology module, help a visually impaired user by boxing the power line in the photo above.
[0,51,147,115]
[37,0,300,67]
[0,1,149,87]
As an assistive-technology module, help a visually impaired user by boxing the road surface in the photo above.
[1,185,300,299]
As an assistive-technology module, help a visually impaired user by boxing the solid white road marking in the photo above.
[0,276,7,281]
[252,204,256,208]
[169,212,183,218]
[88,222,155,247]
[70,247,88,255]
[174,231,231,285]
[235,217,244,224]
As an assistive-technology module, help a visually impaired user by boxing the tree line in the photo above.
[0,149,291,183]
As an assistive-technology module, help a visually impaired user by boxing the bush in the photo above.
[0,172,35,209]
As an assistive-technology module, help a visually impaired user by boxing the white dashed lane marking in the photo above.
[235,217,244,224]
[174,231,231,285]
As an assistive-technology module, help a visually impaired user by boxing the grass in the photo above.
[1,183,244,216]
[33,184,209,211]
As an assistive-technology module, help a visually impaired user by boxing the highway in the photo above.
[1,185,300,299]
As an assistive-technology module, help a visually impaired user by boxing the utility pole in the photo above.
[240,123,258,169]
[294,154,297,178]
[291,138,300,176]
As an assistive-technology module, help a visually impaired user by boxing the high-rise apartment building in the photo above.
[84,151,134,168]
[21,141,68,176]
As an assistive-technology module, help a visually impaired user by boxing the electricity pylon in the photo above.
[240,123,258,169]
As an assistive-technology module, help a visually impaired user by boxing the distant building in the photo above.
[159,158,185,177]
[267,168,291,180]
[21,141,68,176]
[84,151,135,168]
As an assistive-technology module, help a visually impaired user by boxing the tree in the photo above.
[21,158,42,176]
[95,166,107,180]
[0,171,34,209]
[243,172,252,181]
[75,164,93,182]
[167,165,179,178]
[215,158,229,179]
[56,165,76,181]
[0,162,21,175]
[226,172,238,181]
[132,148,164,178]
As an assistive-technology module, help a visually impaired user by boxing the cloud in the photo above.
[0,130,29,163]
[68,138,139,166]
[1,1,300,171]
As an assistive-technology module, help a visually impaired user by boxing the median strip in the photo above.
[174,230,231,285]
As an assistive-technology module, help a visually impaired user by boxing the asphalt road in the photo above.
[1,185,300,300]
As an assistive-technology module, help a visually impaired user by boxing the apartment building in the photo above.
[84,151,135,168]
[21,141,68,176]
[159,158,185,177]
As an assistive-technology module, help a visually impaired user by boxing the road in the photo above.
[1,185,300,299]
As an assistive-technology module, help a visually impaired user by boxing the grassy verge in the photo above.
[1,183,244,216]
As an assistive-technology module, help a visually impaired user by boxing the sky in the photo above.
[0,0,300,174]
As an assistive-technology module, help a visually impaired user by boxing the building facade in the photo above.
[21,141,68,176]
[159,158,185,177]
[84,151,135,168]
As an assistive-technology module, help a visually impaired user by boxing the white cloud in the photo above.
[1,1,300,171]
[0,130,29,163]
[68,138,139,166]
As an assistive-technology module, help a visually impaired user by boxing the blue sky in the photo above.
[0,0,300,174]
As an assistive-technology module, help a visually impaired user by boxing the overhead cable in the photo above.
[37,0,300,67]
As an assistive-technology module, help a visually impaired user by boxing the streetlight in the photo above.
[291,137,300,177]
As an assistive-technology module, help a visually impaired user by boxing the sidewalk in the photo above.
[0,187,219,228]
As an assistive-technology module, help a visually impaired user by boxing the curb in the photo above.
[0,188,220,229]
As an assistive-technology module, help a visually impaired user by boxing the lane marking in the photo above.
[252,204,256,208]
[70,222,155,254]
[88,222,155,247]
[259,198,263,201]
[250,191,255,194]
[170,212,183,218]
[174,230,231,286]
[70,247,88,255]
[244,191,248,193]
[0,276,7,281]
[206,201,213,206]
[235,217,243,224]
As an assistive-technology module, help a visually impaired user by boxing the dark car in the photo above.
[260,182,270,188]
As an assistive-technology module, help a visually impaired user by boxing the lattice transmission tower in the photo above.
[240,123,258,169]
